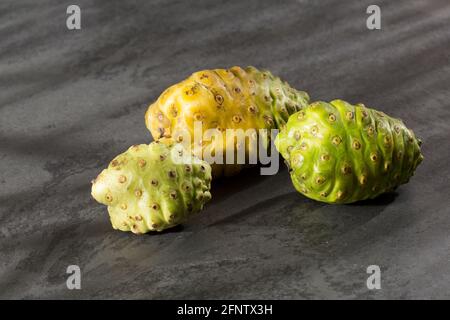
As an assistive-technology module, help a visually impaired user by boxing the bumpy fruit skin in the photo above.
[275,100,424,204]
[91,141,212,233]
[145,66,309,176]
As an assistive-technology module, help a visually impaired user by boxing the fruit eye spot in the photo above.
[159,154,166,161]
[120,203,127,210]
[352,140,361,150]
[232,115,241,123]
[311,126,319,136]
[328,114,336,122]
[194,113,203,121]
[176,135,183,142]
[300,142,308,150]
[200,165,206,172]
[169,191,177,199]
[105,193,113,202]
[346,111,354,120]
[168,170,177,178]
[263,115,274,126]
[134,190,142,197]
[332,136,342,145]
[336,190,345,199]
[359,175,367,185]
[342,165,352,175]
[315,176,325,184]
[294,131,301,141]
[298,111,305,120]
[370,153,378,162]
[367,126,375,136]
[233,87,241,94]
[138,159,146,167]
[151,203,159,210]
[185,165,192,172]
[214,94,223,104]
[320,192,328,197]
[248,105,257,113]
[321,154,330,161]
[151,179,159,186]
[118,175,127,183]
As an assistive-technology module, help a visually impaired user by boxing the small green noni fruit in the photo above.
[91,141,212,233]
[275,100,423,204]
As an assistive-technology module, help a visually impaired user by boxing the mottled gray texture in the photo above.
[0,0,449,299]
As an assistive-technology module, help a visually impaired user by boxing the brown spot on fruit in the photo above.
[232,115,241,123]
[316,176,325,184]
[194,112,203,121]
[138,159,146,168]
[352,140,361,150]
[332,136,342,145]
[342,164,352,175]
[105,193,113,202]
[346,111,354,120]
[215,94,224,104]
[295,110,305,120]
[263,115,274,126]
[328,113,336,122]
[168,170,176,178]
[359,175,367,185]
[111,160,119,167]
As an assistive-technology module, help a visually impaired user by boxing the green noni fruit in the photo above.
[275,100,423,204]
[91,140,212,233]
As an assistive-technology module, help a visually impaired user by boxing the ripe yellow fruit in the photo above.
[145,66,309,176]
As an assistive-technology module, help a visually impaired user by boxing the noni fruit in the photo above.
[275,100,423,204]
[91,141,212,233]
[145,66,309,177]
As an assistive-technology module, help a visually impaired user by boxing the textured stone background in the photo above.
[0,0,449,299]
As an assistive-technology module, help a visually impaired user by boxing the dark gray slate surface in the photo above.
[0,0,449,299]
